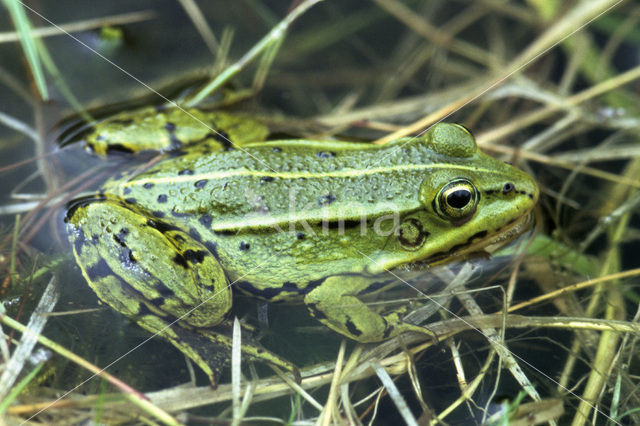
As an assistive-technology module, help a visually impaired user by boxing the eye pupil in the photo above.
[447,190,471,208]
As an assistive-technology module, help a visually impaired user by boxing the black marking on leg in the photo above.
[357,280,389,295]
[382,325,393,340]
[136,301,155,318]
[306,302,327,320]
[150,297,165,308]
[183,249,208,264]
[155,281,176,298]
[203,241,220,259]
[114,228,129,247]
[345,317,362,337]
[65,195,107,222]
[235,281,302,301]
[86,258,114,280]
[110,118,134,126]
[173,253,189,268]
[105,144,135,154]
[73,231,87,256]
[213,130,233,150]
[146,219,181,234]
[119,247,137,268]
[189,227,202,241]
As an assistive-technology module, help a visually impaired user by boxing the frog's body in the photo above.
[65,108,538,384]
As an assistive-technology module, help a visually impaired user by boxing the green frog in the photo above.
[64,106,538,384]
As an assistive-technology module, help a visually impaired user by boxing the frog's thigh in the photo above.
[304,276,436,343]
[68,200,231,328]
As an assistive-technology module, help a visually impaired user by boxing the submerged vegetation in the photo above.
[0,0,639,424]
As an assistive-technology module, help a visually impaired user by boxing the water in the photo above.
[1,1,639,424]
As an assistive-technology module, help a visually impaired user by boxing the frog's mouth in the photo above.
[399,211,536,272]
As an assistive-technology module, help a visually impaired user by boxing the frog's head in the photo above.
[371,123,539,273]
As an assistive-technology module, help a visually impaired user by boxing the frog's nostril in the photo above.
[502,182,515,194]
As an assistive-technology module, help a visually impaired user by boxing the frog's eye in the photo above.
[435,179,479,222]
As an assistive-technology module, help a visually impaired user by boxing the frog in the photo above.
[64,106,539,385]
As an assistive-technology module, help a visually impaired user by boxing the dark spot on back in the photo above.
[164,122,176,132]
[316,151,336,158]
[171,209,189,218]
[239,241,250,251]
[157,194,168,203]
[318,194,336,205]
[143,182,154,189]
[296,232,305,240]
[195,179,208,189]
[272,147,282,153]
[124,198,137,205]
[123,187,132,195]
[260,176,274,184]
[178,169,194,175]
[152,210,166,218]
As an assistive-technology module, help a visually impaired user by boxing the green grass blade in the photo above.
[2,0,48,100]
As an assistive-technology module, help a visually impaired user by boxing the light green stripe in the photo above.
[126,163,503,187]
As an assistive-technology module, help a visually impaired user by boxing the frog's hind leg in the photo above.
[66,198,298,385]
[66,198,233,383]
[136,315,301,386]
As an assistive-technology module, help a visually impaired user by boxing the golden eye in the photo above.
[435,179,479,222]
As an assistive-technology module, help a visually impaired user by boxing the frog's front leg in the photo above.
[304,276,437,343]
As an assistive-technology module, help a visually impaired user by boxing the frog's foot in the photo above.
[138,317,300,387]
[198,324,302,384]
[304,275,438,344]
